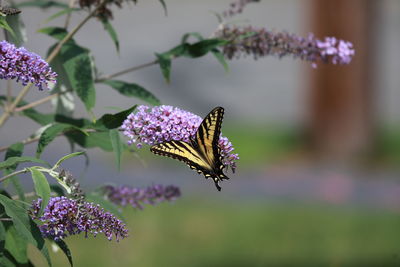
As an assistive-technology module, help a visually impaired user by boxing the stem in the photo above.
[14,92,61,112]
[0,168,28,183]
[0,0,108,129]
[6,80,12,111]
[64,0,77,29]
[95,59,159,82]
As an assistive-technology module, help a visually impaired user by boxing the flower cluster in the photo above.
[215,25,355,67]
[79,0,137,20]
[30,197,128,241]
[222,0,260,17]
[121,105,239,171]
[103,184,181,210]
[0,41,57,90]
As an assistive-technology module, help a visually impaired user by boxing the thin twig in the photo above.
[14,92,61,113]
[95,59,159,82]
[0,168,28,183]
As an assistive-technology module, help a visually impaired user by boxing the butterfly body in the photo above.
[150,107,230,191]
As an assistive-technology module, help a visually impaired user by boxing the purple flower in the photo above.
[0,40,57,90]
[215,25,355,67]
[121,105,239,172]
[222,0,260,17]
[103,184,181,210]
[30,197,128,241]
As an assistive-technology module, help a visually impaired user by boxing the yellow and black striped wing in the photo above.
[150,140,212,175]
[194,107,224,168]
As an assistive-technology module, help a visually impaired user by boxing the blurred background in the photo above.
[1,0,400,266]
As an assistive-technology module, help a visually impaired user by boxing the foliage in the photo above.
[0,0,355,266]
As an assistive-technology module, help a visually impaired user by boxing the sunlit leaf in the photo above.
[4,225,28,264]
[0,157,49,170]
[52,151,85,170]
[30,168,51,215]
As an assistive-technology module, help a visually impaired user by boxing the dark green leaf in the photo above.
[0,16,15,38]
[0,195,51,267]
[22,108,54,126]
[211,48,229,72]
[17,0,68,9]
[86,192,124,220]
[103,80,160,105]
[54,114,91,128]
[109,130,123,171]
[181,32,204,43]
[50,184,65,196]
[95,105,137,130]
[101,19,119,53]
[66,131,113,151]
[38,27,70,41]
[36,123,78,157]
[158,0,167,15]
[63,50,96,111]
[5,225,28,264]
[184,39,228,58]
[4,143,25,201]
[30,169,50,215]
[54,239,73,267]
[0,157,49,170]
[0,222,5,253]
[5,12,27,46]
[155,53,171,83]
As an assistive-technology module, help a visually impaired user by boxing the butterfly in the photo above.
[150,107,230,191]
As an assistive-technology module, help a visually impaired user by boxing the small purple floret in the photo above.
[121,105,239,172]
[103,184,181,210]
[215,26,355,67]
[30,197,128,241]
[0,40,57,90]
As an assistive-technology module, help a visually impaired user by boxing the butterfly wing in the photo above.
[150,140,212,175]
[194,107,226,173]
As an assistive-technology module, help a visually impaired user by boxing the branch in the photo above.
[0,168,28,183]
[14,92,61,112]
[95,59,159,82]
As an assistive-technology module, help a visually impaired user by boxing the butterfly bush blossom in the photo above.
[223,0,260,17]
[30,197,128,241]
[103,184,181,210]
[215,25,355,67]
[0,41,57,90]
[121,105,239,172]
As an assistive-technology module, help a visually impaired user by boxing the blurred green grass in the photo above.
[30,198,400,267]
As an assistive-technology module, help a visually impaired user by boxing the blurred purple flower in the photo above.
[0,40,57,90]
[103,184,181,210]
[121,105,239,171]
[30,197,128,241]
[222,0,260,17]
[215,25,355,67]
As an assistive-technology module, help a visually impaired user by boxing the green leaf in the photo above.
[5,12,27,46]
[44,8,79,23]
[63,48,96,111]
[52,151,85,170]
[211,48,229,72]
[184,39,228,58]
[66,131,113,151]
[0,157,49,170]
[30,169,51,215]
[158,0,167,16]
[0,221,6,253]
[17,0,68,9]
[5,225,28,264]
[109,130,123,171]
[86,192,124,220]
[53,240,73,267]
[155,53,171,83]
[101,19,119,53]
[36,123,78,157]
[181,32,204,43]
[0,195,51,266]
[95,105,137,130]
[0,16,15,38]
[4,143,25,201]
[22,108,54,126]
[103,80,160,105]
[38,27,69,41]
